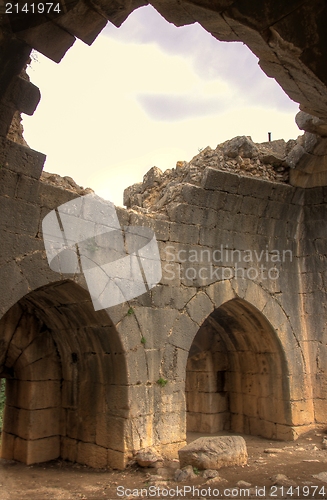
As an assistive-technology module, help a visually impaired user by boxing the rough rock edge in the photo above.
[123,134,303,216]
[40,171,94,196]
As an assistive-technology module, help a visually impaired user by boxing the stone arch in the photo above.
[2,0,327,135]
[0,279,129,469]
[163,279,314,443]
[186,297,293,440]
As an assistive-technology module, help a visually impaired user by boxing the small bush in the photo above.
[157,377,168,387]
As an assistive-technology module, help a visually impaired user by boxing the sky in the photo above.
[23,5,300,207]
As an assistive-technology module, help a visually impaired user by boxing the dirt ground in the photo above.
[1,430,327,500]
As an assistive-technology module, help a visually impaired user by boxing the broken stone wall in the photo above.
[0,135,324,468]
[125,167,314,444]
[301,186,327,425]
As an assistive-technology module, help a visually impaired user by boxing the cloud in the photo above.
[103,5,298,112]
[136,93,229,121]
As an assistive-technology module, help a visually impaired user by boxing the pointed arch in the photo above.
[0,280,129,468]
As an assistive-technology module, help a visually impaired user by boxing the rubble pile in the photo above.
[40,171,93,196]
[124,135,302,215]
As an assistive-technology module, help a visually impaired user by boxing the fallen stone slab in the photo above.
[313,472,327,483]
[135,448,163,467]
[237,480,252,488]
[174,465,196,482]
[271,474,296,487]
[203,469,220,479]
[178,436,248,470]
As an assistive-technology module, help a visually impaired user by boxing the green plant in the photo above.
[193,466,200,475]
[157,377,168,387]
[141,336,146,345]
[127,307,134,315]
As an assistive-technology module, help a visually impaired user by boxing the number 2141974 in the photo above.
[5,3,61,14]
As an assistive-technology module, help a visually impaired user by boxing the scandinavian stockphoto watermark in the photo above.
[42,194,293,311]
[163,244,293,283]
[42,193,162,310]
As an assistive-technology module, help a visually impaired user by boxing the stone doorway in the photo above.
[0,280,128,468]
[186,298,291,440]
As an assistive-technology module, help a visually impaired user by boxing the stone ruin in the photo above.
[0,0,327,470]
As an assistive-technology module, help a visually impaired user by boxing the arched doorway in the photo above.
[186,298,291,440]
[0,280,128,468]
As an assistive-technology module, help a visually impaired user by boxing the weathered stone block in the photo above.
[125,348,149,385]
[275,424,300,441]
[160,261,181,287]
[0,431,15,460]
[15,354,62,380]
[250,418,276,439]
[38,182,78,210]
[61,436,78,463]
[14,331,56,369]
[151,284,196,310]
[290,400,315,426]
[170,222,199,244]
[0,195,40,234]
[202,168,240,193]
[181,183,208,207]
[4,342,22,369]
[179,436,247,470]
[0,271,29,325]
[6,380,61,410]
[264,200,288,219]
[186,291,213,326]
[14,436,60,465]
[239,175,274,199]
[96,414,126,451]
[0,138,45,179]
[185,371,217,393]
[230,412,246,434]
[142,349,162,384]
[77,442,108,468]
[242,394,259,419]
[129,212,169,241]
[0,167,18,198]
[155,411,185,445]
[181,263,218,287]
[241,195,267,215]
[233,213,258,234]
[15,175,40,202]
[270,183,294,202]
[229,391,243,415]
[199,227,234,248]
[169,313,198,351]
[133,306,179,349]
[187,351,213,373]
[187,392,228,413]
[187,412,227,433]
[107,448,128,470]
[167,203,217,227]
[5,406,61,440]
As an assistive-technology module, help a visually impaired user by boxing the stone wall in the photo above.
[302,186,327,425]
[0,135,325,468]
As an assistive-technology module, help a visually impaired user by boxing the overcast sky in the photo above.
[23,5,300,206]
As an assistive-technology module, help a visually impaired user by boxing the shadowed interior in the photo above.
[186,298,291,439]
[0,280,128,468]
